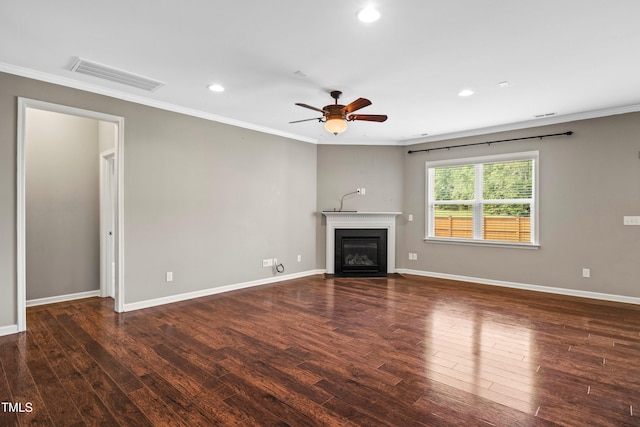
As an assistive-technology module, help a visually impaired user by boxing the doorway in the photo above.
[16,98,125,332]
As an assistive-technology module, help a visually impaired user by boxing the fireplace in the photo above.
[335,229,388,277]
[322,211,401,275]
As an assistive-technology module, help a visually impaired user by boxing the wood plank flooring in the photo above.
[2,274,640,426]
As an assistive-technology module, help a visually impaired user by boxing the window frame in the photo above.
[425,151,540,249]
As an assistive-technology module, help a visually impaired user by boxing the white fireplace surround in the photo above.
[323,212,402,275]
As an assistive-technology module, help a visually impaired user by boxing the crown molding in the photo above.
[0,62,318,144]
[402,103,640,146]
[4,62,639,148]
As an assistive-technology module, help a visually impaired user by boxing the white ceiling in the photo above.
[2,1,640,145]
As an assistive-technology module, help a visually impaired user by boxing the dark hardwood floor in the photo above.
[2,274,640,426]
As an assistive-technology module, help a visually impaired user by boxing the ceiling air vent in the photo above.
[69,57,165,92]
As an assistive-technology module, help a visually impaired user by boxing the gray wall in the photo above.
[124,107,317,303]
[0,72,317,329]
[0,77,17,328]
[316,144,404,268]
[25,109,100,300]
[401,114,640,297]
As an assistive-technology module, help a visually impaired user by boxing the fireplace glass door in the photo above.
[335,229,387,277]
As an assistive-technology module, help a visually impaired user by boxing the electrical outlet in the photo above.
[623,216,640,225]
[360,188,366,195]
[165,272,173,282]
[408,253,418,260]
[262,259,273,267]
[582,268,590,278]
[297,254,302,262]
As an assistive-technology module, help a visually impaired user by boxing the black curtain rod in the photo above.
[407,131,574,154]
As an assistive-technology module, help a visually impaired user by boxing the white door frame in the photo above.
[17,98,126,332]
[100,149,116,298]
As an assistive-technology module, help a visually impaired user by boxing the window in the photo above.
[426,151,538,247]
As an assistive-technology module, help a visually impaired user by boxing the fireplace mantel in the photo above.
[323,211,401,275]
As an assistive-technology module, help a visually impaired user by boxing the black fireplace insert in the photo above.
[335,228,387,277]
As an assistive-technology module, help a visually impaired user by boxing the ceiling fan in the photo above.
[291,90,388,135]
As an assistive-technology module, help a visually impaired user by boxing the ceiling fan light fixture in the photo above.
[324,117,348,135]
[293,90,386,134]
[358,6,381,23]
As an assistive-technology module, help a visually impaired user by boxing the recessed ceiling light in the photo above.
[498,81,510,88]
[458,89,474,97]
[208,84,225,92]
[358,6,381,23]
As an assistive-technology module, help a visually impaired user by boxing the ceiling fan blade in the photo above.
[342,98,372,114]
[349,114,388,122]
[295,103,328,114]
[289,117,323,124]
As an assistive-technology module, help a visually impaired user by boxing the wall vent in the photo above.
[69,57,165,92]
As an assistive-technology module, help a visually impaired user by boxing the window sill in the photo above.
[424,237,540,250]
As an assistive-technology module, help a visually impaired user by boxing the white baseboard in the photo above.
[26,290,101,308]
[0,324,19,337]
[124,269,326,312]
[396,268,640,305]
